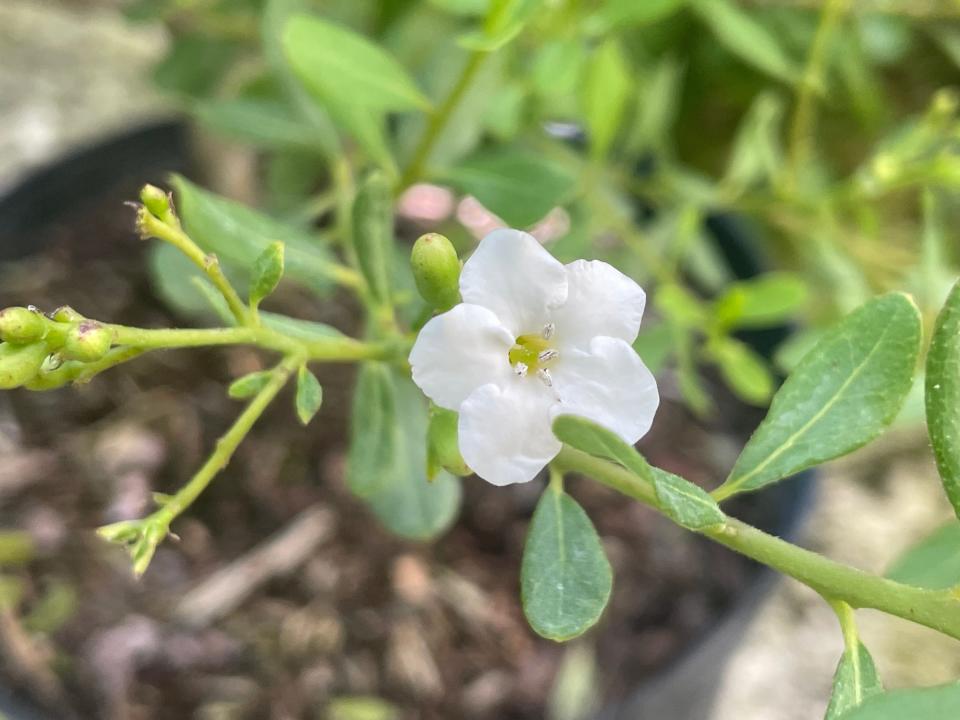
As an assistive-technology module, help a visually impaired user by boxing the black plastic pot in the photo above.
[0,123,815,720]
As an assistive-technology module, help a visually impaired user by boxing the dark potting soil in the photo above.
[0,179,767,720]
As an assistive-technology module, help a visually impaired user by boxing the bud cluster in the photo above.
[0,305,114,390]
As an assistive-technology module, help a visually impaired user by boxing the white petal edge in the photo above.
[459,228,568,337]
[409,303,514,411]
[551,336,659,445]
[458,380,562,486]
[550,259,646,351]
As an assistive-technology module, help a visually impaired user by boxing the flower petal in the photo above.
[458,379,561,486]
[552,336,659,444]
[409,303,514,411]
[551,260,646,350]
[460,228,568,337]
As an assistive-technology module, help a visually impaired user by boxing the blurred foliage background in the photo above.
[126,0,960,414]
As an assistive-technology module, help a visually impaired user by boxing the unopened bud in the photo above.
[139,183,177,227]
[51,306,84,324]
[63,321,112,362]
[0,307,47,344]
[427,406,470,478]
[0,343,49,389]
[411,233,461,312]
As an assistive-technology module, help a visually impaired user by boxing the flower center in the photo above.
[508,324,559,384]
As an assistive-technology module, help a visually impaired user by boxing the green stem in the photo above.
[830,599,861,655]
[397,49,488,191]
[786,0,849,190]
[154,354,300,526]
[554,446,960,641]
[105,324,399,363]
[141,213,253,327]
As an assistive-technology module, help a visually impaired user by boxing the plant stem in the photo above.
[830,599,860,655]
[154,355,300,527]
[397,49,488,191]
[786,0,849,190]
[141,213,253,326]
[105,324,399,363]
[555,446,960,641]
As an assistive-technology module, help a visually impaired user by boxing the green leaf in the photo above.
[837,683,960,720]
[327,696,399,720]
[348,363,399,497]
[714,272,808,330]
[650,467,726,531]
[716,293,921,499]
[148,243,233,323]
[283,15,430,113]
[690,0,800,84]
[708,337,775,406]
[723,92,787,194]
[364,371,462,540]
[586,0,686,34]
[193,98,328,153]
[440,150,577,227]
[249,241,285,308]
[153,34,239,98]
[521,486,612,641]
[261,0,339,158]
[352,171,394,304]
[260,312,345,341]
[886,522,960,590]
[551,415,724,530]
[582,38,632,160]
[295,366,323,425]
[532,39,584,98]
[172,175,341,293]
[228,370,273,399]
[457,0,539,52]
[655,283,707,328]
[926,279,960,520]
[824,642,883,720]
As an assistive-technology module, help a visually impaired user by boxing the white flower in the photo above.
[409,229,659,486]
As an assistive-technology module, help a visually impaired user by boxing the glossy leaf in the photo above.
[690,0,799,84]
[352,172,394,304]
[194,98,326,152]
[249,241,285,308]
[926,279,960,519]
[714,272,808,330]
[365,373,461,540]
[716,293,921,498]
[825,641,883,720]
[886,522,960,590]
[283,15,430,113]
[582,38,632,160]
[838,683,960,720]
[552,415,724,530]
[440,150,576,227]
[521,486,612,641]
[295,366,323,425]
[173,176,340,293]
[228,371,273,400]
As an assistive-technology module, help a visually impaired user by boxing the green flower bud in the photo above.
[0,343,49,389]
[411,233,461,312]
[51,306,84,324]
[140,183,175,223]
[63,321,112,362]
[427,406,470,478]
[0,307,47,344]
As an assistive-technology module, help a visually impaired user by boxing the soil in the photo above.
[0,172,772,720]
